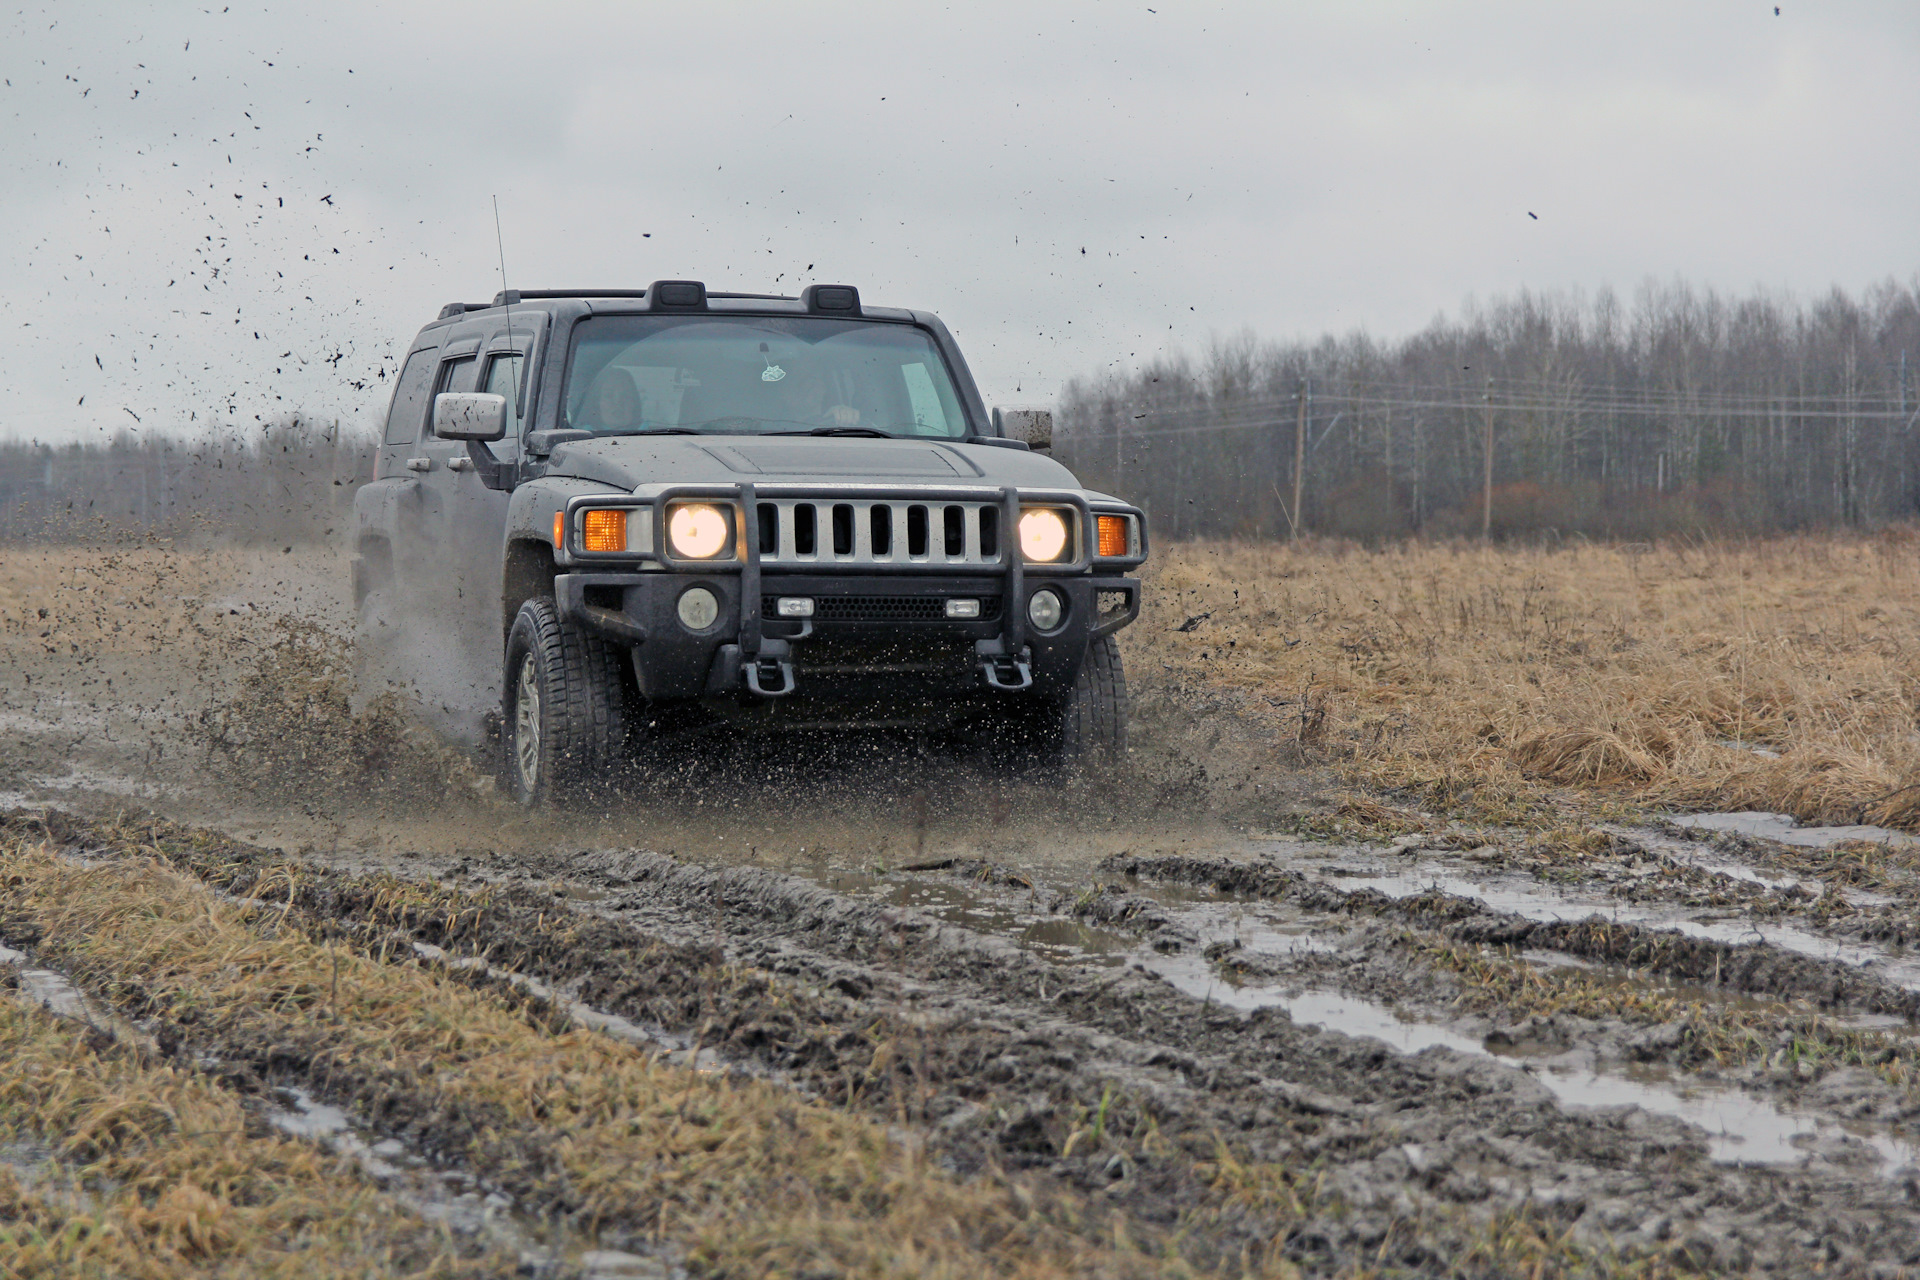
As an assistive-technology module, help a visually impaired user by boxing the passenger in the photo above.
[587,368,643,431]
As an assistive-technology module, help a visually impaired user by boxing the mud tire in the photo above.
[989,634,1127,771]
[1056,632,1128,763]
[501,597,629,807]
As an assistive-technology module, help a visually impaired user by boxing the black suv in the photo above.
[351,281,1147,804]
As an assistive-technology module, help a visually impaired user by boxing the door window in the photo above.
[483,353,527,436]
[383,350,438,446]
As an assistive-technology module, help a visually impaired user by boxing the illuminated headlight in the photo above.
[1018,507,1070,562]
[667,502,731,559]
[1027,588,1064,632]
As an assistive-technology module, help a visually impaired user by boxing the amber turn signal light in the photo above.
[582,509,628,553]
[1096,514,1129,557]
[552,511,564,549]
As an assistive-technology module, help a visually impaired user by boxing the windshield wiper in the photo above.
[764,426,897,439]
[598,427,702,436]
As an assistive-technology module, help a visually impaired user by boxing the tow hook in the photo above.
[745,656,796,697]
[980,652,1033,691]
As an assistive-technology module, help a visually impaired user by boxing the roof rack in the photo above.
[444,289,810,318]
[491,289,650,305]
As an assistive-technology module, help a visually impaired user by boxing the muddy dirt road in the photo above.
[5,544,1920,1276]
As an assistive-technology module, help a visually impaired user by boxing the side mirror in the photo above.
[434,392,508,441]
[992,406,1053,451]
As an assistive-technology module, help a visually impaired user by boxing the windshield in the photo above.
[563,315,971,438]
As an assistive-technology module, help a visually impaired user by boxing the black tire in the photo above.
[1056,632,1128,764]
[988,634,1128,771]
[501,597,629,807]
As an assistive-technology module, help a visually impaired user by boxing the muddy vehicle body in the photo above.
[352,282,1147,802]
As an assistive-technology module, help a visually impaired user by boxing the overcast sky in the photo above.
[4,1,1916,443]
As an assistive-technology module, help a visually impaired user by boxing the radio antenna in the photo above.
[492,195,521,421]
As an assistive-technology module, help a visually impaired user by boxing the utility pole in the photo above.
[1291,378,1309,541]
[1481,376,1495,541]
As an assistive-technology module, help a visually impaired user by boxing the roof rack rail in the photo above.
[709,292,798,302]
[437,302,492,319]
[491,289,650,305]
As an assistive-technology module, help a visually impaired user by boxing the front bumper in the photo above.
[555,569,1140,703]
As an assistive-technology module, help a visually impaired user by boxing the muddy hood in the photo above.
[545,434,1087,492]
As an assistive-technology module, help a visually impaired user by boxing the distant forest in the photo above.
[1056,278,1920,541]
[7,277,1920,546]
[0,419,375,544]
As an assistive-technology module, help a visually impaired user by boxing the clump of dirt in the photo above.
[192,618,489,810]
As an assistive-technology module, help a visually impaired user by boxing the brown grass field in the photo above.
[1137,530,1920,830]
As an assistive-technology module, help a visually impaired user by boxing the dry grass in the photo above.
[0,982,498,1277]
[1136,531,1920,828]
[0,838,1305,1280]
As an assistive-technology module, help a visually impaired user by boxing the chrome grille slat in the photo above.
[757,498,1000,567]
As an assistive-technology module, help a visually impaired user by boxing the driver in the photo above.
[783,366,861,428]
[586,368,642,431]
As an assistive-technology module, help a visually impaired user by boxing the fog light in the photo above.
[776,596,815,618]
[677,586,720,631]
[1027,588,1063,631]
[945,598,981,619]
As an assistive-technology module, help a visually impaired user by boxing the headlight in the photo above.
[1018,507,1070,562]
[667,502,731,559]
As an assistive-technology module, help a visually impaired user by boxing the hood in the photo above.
[544,434,1085,492]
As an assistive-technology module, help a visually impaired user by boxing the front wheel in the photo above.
[987,635,1128,771]
[501,597,630,807]
[1055,632,1128,763]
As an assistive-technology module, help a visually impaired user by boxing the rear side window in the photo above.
[384,350,438,446]
[484,353,527,436]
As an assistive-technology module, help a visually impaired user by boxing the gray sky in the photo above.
[4,1,1916,443]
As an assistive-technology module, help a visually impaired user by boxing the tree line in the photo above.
[1056,278,1920,541]
[0,418,376,544]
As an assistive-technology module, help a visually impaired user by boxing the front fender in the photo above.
[503,476,628,562]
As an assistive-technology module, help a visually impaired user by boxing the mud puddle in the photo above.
[1329,860,1920,990]
[793,858,1920,1176]
[1669,811,1920,850]
[1143,958,1918,1173]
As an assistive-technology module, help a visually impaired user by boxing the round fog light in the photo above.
[677,586,720,632]
[1027,588,1064,632]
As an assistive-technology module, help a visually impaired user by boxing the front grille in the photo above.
[755,499,1001,566]
[763,593,1002,623]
